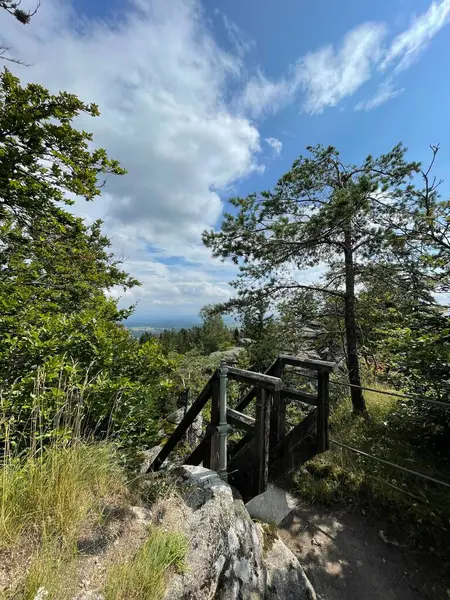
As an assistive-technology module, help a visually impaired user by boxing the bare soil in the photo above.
[278,502,450,600]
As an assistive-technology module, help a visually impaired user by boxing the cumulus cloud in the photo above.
[2,0,449,317]
[0,0,262,317]
[265,137,283,155]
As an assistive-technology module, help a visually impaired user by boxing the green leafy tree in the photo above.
[204,144,419,412]
[0,69,136,321]
[0,71,174,451]
[237,295,279,370]
[0,69,125,228]
[199,305,233,354]
[0,301,176,450]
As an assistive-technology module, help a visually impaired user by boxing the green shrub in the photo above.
[0,307,176,451]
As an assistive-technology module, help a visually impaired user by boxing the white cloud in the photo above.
[236,69,298,118]
[265,137,283,155]
[355,79,404,111]
[240,0,450,117]
[380,0,450,73]
[236,21,388,117]
[215,8,254,57]
[0,0,263,318]
[298,23,386,114]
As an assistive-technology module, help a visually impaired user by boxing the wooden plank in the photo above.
[268,410,318,481]
[227,433,255,502]
[270,358,285,449]
[280,387,319,406]
[316,371,330,453]
[228,429,254,463]
[184,435,208,466]
[150,375,215,471]
[227,408,255,431]
[204,378,220,470]
[253,387,271,498]
[227,366,283,391]
[235,357,281,412]
[279,354,337,373]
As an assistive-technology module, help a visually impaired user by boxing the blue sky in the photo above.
[1,0,449,321]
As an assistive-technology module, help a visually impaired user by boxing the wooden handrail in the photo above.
[280,386,318,406]
[149,374,216,471]
[227,408,255,431]
[235,357,281,412]
[279,354,337,373]
[227,366,283,390]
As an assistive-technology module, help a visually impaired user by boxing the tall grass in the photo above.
[19,538,78,600]
[0,442,127,548]
[104,527,187,600]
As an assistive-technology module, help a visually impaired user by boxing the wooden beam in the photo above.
[279,354,337,373]
[150,375,215,471]
[270,358,285,449]
[228,429,254,463]
[316,371,330,453]
[227,366,283,391]
[235,357,281,412]
[204,378,220,470]
[268,410,318,480]
[227,408,255,431]
[253,387,271,498]
[227,432,255,502]
[280,387,319,406]
[184,435,208,466]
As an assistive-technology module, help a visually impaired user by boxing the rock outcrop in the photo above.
[166,404,203,445]
[265,537,316,600]
[157,465,316,600]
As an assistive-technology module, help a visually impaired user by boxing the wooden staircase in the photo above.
[149,354,336,502]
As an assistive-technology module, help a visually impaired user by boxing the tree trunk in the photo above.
[344,231,366,413]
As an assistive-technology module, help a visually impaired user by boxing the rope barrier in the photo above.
[286,369,450,410]
[330,439,450,490]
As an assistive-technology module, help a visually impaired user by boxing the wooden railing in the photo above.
[149,354,336,501]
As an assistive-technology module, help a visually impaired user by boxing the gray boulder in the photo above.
[166,405,203,445]
[162,466,315,600]
[265,537,317,600]
[208,346,245,364]
[138,444,169,473]
[167,406,185,424]
[164,466,265,599]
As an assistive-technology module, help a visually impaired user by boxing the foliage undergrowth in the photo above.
[104,527,187,600]
[294,379,450,556]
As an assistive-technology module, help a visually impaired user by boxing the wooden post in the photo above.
[317,371,330,453]
[204,378,220,470]
[270,358,285,449]
[253,386,271,497]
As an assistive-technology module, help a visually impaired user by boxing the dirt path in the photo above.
[277,503,449,600]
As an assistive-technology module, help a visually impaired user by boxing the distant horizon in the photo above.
[125,315,237,329]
